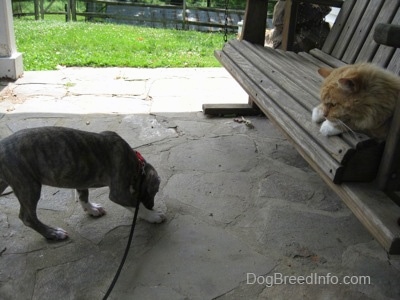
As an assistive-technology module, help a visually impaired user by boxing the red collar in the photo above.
[134,150,146,174]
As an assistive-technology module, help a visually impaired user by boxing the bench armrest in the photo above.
[374,24,400,48]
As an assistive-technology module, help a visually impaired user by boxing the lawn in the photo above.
[14,18,235,70]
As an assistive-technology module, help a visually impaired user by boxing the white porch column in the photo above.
[0,0,23,80]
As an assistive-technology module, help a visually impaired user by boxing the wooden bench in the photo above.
[204,0,400,254]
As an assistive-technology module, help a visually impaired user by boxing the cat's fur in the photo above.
[312,63,400,140]
[0,127,166,240]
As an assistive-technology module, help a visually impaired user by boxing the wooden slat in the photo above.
[298,51,335,69]
[249,47,323,100]
[336,182,400,254]
[372,7,400,68]
[378,102,400,191]
[322,0,356,54]
[309,48,347,67]
[307,155,400,254]
[387,48,400,74]
[372,45,396,68]
[331,0,370,59]
[358,0,400,64]
[341,0,385,63]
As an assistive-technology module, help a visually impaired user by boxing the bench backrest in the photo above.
[319,0,400,191]
[322,0,400,74]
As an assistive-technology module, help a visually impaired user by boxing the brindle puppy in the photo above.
[0,126,166,240]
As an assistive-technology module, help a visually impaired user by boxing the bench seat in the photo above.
[206,0,400,254]
[216,39,385,184]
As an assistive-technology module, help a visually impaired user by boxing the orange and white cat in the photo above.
[312,63,400,140]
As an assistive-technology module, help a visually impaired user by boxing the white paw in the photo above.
[320,120,343,136]
[139,207,166,224]
[312,106,325,123]
[81,202,106,217]
[49,227,69,240]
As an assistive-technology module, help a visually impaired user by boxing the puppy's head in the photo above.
[138,163,161,210]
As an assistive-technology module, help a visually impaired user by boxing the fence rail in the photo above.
[12,0,248,32]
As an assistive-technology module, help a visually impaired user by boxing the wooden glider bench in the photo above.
[203,0,400,254]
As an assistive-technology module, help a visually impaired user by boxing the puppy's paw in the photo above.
[140,209,166,224]
[81,202,106,217]
[320,120,343,136]
[312,106,325,123]
[46,227,69,240]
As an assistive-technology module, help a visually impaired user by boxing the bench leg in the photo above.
[203,97,261,116]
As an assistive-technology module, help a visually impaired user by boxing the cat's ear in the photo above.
[318,68,332,78]
[338,77,360,93]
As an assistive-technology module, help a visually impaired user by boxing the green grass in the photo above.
[14,18,235,70]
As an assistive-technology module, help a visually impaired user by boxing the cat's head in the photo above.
[318,65,365,125]
[318,63,399,138]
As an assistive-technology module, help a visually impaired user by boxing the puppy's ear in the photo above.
[318,67,332,78]
[144,164,160,191]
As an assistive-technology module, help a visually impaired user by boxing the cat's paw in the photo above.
[81,202,106,217]
[320,120,343,136]
[312,106,325,123]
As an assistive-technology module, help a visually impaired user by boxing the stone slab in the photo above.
[0,69,399,300]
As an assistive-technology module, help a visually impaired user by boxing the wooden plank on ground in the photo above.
[202,103,260,116]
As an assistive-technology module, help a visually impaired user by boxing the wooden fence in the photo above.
[12,0,249,32]
[79,0,244,31]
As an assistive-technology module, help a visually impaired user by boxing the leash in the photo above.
[103,199,140,300]
[103,150,146,299]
